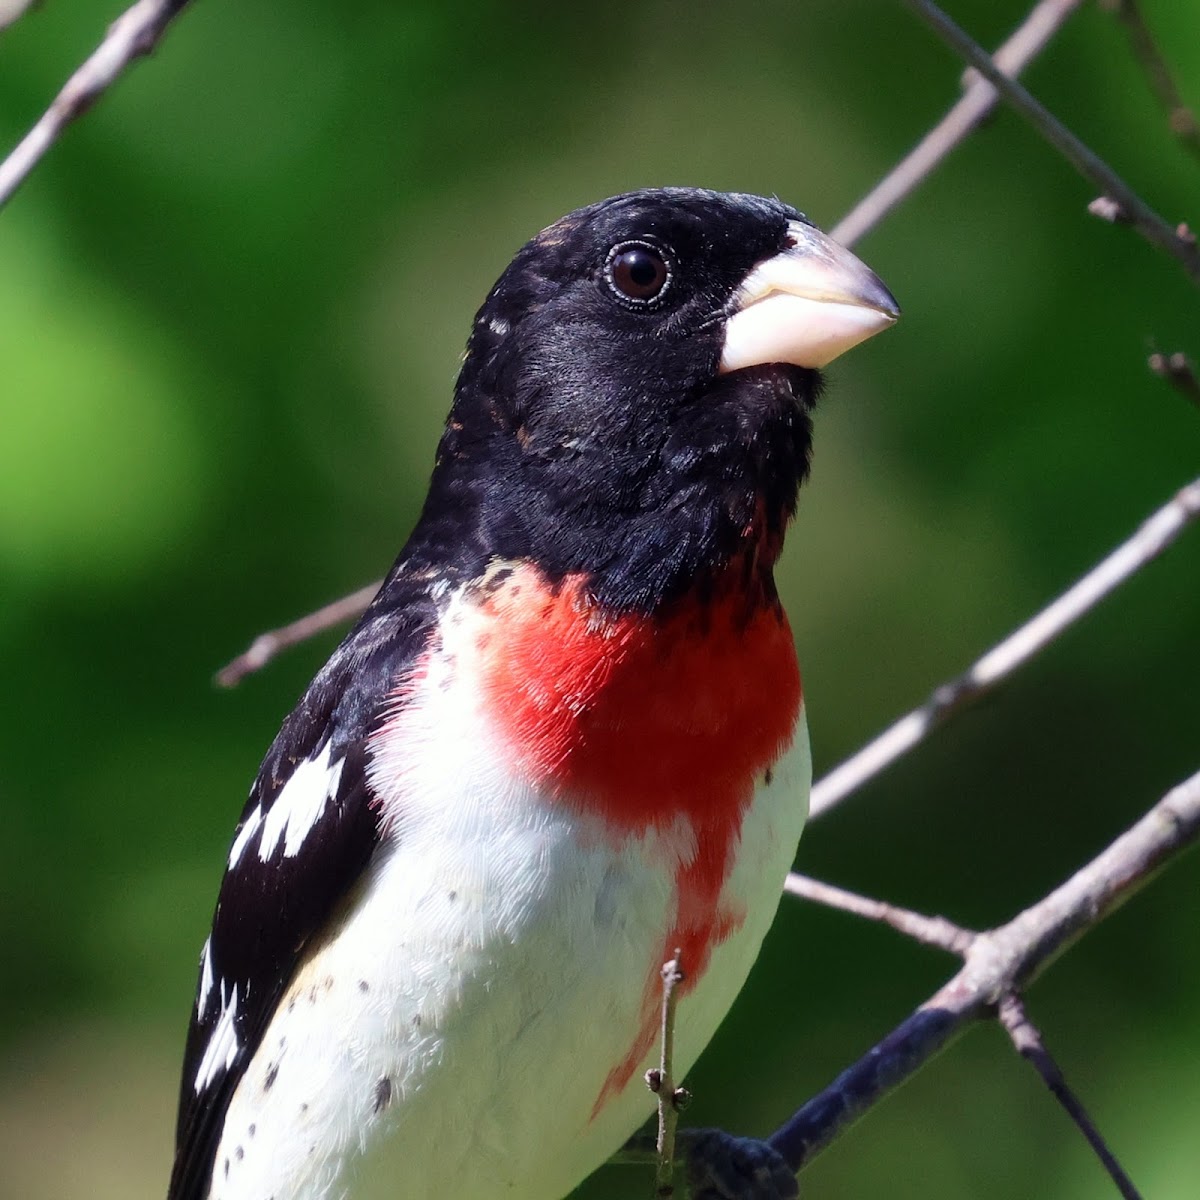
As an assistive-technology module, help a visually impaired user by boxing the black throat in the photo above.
[397,360,820,614]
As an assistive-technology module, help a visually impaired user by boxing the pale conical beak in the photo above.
[718,220,900,373]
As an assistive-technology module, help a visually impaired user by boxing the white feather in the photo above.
[257,744,345,861]
[197,938,215,1019]
[227,806,262,870]
[195,982,240,1094]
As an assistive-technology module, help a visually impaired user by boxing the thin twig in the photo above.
[807,475,1200,819]
[215,582,382,688]
[770,765,1200,1173]
[1148,351,1200,409]
[833,0,1084,247]
[1100,0,1200,164]
[783,874,976,956]
[998,993,1144,1200]
[646,952,686,1198]
[0,0,193,210]
[899,0,1200,285]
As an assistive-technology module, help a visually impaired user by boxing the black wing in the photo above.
[167,577,440,1200]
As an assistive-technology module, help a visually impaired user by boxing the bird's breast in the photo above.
[456,560,803,1108]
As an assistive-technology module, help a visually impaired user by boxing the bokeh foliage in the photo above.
[0,1,1197,1197]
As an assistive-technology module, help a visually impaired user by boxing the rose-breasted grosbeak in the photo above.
[167,187,898,1200]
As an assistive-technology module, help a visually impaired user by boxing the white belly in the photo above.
[209,665,810,1200]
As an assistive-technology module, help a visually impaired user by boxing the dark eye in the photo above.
[606,242,670,304]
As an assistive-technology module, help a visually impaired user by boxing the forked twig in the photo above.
[773,766,1200,1182]
[900,0,1200,284]
[788,875,1146,1198]
[833,0,1085,247]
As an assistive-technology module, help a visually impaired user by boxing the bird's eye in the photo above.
[606,242,670,305]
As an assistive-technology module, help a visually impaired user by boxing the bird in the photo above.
[167,186,898,1200]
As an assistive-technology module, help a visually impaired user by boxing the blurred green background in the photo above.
[1,1,1197,1197]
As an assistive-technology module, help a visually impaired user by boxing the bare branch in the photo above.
[808,475,1200,819]
[998,994,1144,1200]
[1148,351,1200,408]
[1100,0,1200,164]
[833,0,1084,247]
[214,581,382,688]
[0,0,193,211]
[646,952,686,1198]
[770,765,1200,1173]
[899,0,1200,285]
[783,874,975,956]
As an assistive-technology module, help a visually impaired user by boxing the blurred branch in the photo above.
[771,765,1200,1184]
[0,0,39,34]
[1100,0,1200,165]
[899,0,1200,285]
[997,994,1143,1200]
[806,475,1200,819]
[0,0,193,210]
[833,0,1084,248]
[215,581,381,687]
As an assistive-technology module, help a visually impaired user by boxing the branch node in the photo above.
[832,0,1086,247]
[1088,195,1130,224]
[774,770,1200,1174]
[929,676,976,715]
[904,0,1200,284]
[1168,107,1198,138]
[1147,351,1200,407]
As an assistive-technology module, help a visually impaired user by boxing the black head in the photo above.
[404,188,898,612]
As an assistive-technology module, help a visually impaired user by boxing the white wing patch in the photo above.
[227,804,263,869]
[194,981,240,1093]
[197,938,215,1019]
[256,743,345,861]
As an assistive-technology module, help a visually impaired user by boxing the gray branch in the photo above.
[899,0,1200,284]
[804,475,1200,821]
[0,0,194,210]
[1100,0,1200,165]
[772,766,1200,1175]
[833,0,1085,248]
